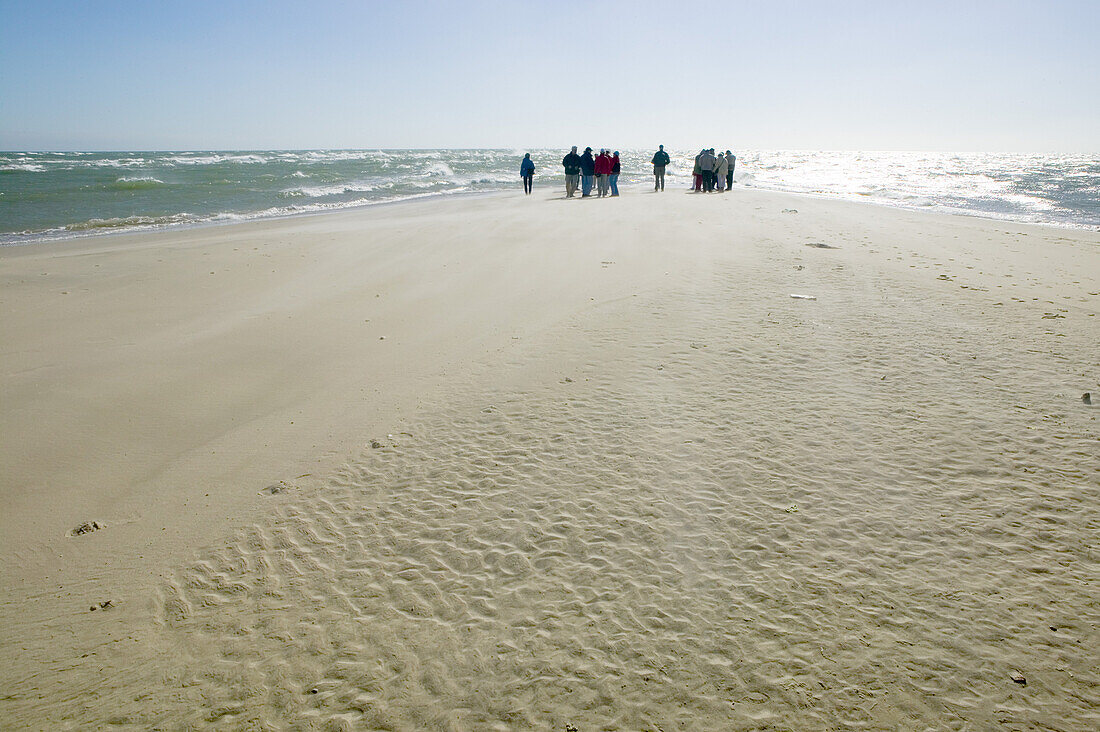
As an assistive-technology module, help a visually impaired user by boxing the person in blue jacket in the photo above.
[520,153,535,195]
[579,147,596,197]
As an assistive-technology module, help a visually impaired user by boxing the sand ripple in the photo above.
[139,264,1098,730]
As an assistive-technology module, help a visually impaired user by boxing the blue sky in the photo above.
[1,0,1097,151]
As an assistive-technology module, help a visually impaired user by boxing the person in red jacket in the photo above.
[594,149,613,197]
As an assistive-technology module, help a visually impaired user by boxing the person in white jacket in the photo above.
[715,153,729,192]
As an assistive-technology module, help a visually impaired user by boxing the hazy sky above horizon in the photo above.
[2,0,1097,152]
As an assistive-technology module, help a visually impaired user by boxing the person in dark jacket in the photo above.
[561,146,582,197]
[651,145,670,191]
[609,151,621,196]
[580,147,596,197]
[520,153,535,195]
[725,150,736,191]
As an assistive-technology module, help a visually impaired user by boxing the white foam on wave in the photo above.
[426,162,455,177]
[89,158,149,168]
[166,153,269,166]
[280,182,377,198]
[112,176,166,189]
[293,150,384,164]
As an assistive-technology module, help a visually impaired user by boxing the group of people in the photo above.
[691,148,736,192]
[559,146,621,198]
[519,145,738,197]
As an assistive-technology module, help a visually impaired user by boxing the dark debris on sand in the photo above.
[70,521,103,536]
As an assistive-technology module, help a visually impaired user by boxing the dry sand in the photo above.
[1,186,1098,729]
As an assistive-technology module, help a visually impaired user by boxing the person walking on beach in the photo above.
[725,150,736,190]
[610,151,621,196]
[651,145,670,191]
[580,147,596,197]
[595,149,612,197]
[520,153,535,195]
[562,146,581,197]
[715,152,728,192]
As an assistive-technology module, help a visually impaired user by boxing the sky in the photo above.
[1,0,1098,152]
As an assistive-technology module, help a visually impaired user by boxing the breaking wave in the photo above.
[112,176,166,190]
[64,213,196,231]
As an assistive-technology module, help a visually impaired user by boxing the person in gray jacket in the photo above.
[725,150,736,191]
[697,148,716,192]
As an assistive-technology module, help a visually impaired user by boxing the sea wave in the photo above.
[425,162,455,177]
[64,213,196,231]
[112,176,166,189]
[165,153,270,166]
[280,182,378,198]
[1,186,488,246]
[89,158,150,168]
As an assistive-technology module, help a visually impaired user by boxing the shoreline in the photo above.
[4,168,1098,250]
[0,185,512,249]
[2,185,1097,727]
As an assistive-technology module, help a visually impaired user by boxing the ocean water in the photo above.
[1,149,1097,244]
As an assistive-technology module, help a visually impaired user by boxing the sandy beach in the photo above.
[1,187,1097,729]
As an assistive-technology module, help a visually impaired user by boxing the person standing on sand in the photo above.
[693,149,703,191]
[651,144,670,191]
[562,146,582,197]
[725,150,736,190]
[715,152,728,192]
[580,147,596,197]
[610,151,621,196]
[520,153,535,195]
[698,148,716,192]
[595,149,612,197]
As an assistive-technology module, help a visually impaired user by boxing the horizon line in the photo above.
[3,146,1099,155]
